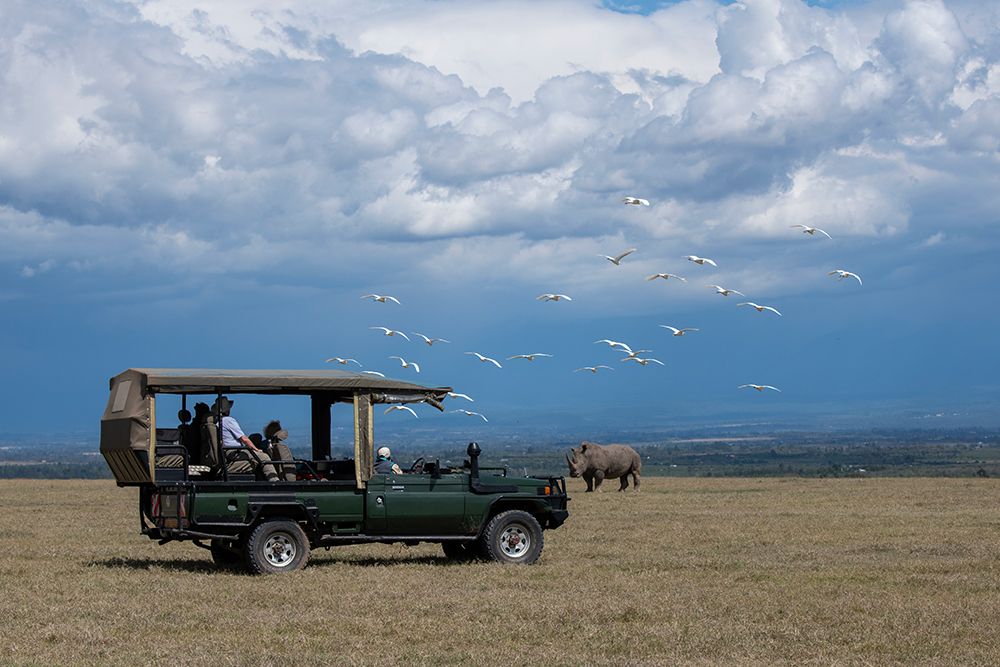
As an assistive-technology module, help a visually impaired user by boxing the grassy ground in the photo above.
[2,477,1000,666]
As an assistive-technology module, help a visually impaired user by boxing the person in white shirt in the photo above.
[212,396,279,482]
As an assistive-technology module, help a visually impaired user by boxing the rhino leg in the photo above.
[593,470,605,492]
[631,470,640,492]
[619,474,629,492]
[583,472,594,492]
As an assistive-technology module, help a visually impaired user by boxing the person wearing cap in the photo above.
[213,396,280,482]
[374,446,403,475]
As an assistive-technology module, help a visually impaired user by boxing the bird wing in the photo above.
[828,270,840,276]
[324,357,339,363]
[536,294,551,300]
[557,295,572,301]
[737,302,753,308]
[850,273,863,285]
[476,413,489,422]
[732,290,746,296]
[412,332,430,342]
[386,296,400,304]
[659,325,680,334]
[816,228,832,239]
[647,358,665,365]
[507,355,528,360]
[411,362,420,373]
[738,384,752,389]
[763,306,782,316]
[370,326,388,333]
[704,258,717,267]
[682,328,699,333]
[362,371,385,377]
[763,386,782,392]
[790,225,806,229]
[347,359,361,366]
[597,365,614,371]
[615,248,637,262]
[673,275,687,282]
[638,199,649,206]
[485,357,502,368]
[448,392,474,402]
[361,294,377,300]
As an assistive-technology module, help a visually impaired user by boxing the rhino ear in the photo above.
[580,443,588,452]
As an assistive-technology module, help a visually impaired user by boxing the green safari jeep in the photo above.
[100,369,569,573]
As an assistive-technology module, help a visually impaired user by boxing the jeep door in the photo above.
[372,473,468,535]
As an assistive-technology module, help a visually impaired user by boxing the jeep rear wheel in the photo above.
[210,539,244,569]
[442,541,478,561]
[481,510,543,565]
[245,520,310,574]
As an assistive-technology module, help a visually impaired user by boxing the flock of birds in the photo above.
[327,198,864,422]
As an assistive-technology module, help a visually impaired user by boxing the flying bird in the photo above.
[829,269,863,285]
[707,284,745,297]
[324,357,361,366]
[646,273,687,282]
[739,384,782,392]
[361,294,401,304]
[574,365,614,373]
[601,248,637,266]
[686,255,717,267]
[594,339,634,354]
[412,332,451,346]
[507,353,554,362]
[465,352,502,368]
[447,392,475,402]
[360,371,385,378]
[737,302,782,316]
[370,326,410,341]
[620,348,652,359]
[384,405,419,417]
[791,224,832,239]
[659,325,699,336]
[622,196,650,206]
[450,409,488,422]
[623,356,664,366]
[537,293,572,302]
[389,356,420,373]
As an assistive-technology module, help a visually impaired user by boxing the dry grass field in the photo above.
[3,477,1000,666]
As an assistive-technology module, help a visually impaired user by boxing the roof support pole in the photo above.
[310,393,333,460]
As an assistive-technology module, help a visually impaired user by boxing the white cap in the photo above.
[377,446,391,458]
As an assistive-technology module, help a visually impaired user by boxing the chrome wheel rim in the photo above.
[263,533,296,567]
[499,525,530,559]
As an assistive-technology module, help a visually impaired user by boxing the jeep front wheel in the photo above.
[244,520,310,574]
[481,510,543,565]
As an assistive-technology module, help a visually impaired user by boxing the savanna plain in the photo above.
[2,477,1000,666]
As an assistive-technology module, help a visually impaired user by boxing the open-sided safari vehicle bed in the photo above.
[100,368,569,573]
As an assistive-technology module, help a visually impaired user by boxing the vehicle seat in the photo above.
[200,419,264,480]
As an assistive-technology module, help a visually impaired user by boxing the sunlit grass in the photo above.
[2,478,1000,665]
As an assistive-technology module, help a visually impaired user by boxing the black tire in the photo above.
[244,519,310,574]
[442,541,478,561]
[481,510,543,565]
[210,539,244,569]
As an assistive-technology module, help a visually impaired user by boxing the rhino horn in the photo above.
[565,452,573,465]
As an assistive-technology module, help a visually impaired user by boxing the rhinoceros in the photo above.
[566,441,641,492]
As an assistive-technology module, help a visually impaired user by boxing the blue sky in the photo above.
[2,0,1000,434]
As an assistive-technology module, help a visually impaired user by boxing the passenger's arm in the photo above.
[240,435,259,450]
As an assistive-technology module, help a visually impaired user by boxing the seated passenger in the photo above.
[212,396,279,482]
[374,446,403,475]
[263,419,297,482]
